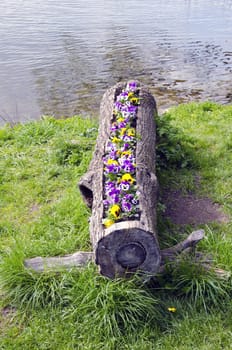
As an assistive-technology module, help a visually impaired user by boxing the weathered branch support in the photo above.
[25,81,205,278]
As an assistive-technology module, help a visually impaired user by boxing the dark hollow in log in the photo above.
[79,81,161,278]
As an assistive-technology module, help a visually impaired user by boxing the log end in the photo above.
[96,222,161,278]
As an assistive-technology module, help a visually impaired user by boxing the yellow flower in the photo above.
[121,173,135,184]
[117,117,125,123]
[121,150,132,156]
[168,307,176,313]
[110,204,121,218]
[107,159,118,165]
[130,97,139,104]
[103,218,114,228]
[120,128,127,136]
[127,128,136,137]
[112,137,120,143]
[128,92,134,98]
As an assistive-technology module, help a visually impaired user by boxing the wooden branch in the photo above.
[24,229,230,280]
[161,229,205,263]
[24,231,204,273]
[24,252,93,272]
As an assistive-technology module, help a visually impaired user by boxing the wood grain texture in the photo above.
[24,252,93,272]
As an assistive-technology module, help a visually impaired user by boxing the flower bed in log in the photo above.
[102,82,141,228]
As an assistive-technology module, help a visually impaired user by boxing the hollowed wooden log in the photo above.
[79,81,161,278]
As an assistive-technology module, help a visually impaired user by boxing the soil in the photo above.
[161,189,230,225]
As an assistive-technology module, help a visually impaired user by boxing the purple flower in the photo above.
[121,160,136,173]
[105,181,116,191]
[105,164,121,174]
[121,143,130,151]
[121,104,131,112]
[118,121,127,128]
[122,201,132,212]
[110,123,118,132]
[114,101,123,111]
[127,105,138,114]
[118,181,130,191]
[122,135,133,142]
[103,199,110,208]
[124,194,134,202]
[119,156,134,166]
[109,194,120,204]
[108,188,120,196]
[127,82,137,91]
[106,142,116,152]
[109,150,117,160]
[132,197,138,205]
[107,188,120,204]
[117,91,128,102]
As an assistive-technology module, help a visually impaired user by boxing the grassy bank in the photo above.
[0,102,232,349]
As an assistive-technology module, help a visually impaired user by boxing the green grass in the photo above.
[0,103,232,349]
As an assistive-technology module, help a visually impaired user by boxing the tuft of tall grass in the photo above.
[65,268,161,339]
[0,245,161,339]
[166,257,230,311]
[0,245,74,309]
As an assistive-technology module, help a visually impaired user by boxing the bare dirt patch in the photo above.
[161,189,230,225]
[0,305,17,330]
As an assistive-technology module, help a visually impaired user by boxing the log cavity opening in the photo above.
[116,242,146,268]
[79,184,93,208]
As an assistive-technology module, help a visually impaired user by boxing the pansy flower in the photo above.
[121,160,136,173]
[104,163,120,174]
[127,128,136,137]
[105,181,115,190]
[106,141,117,152]
[103,199,110,209]
[110,204,121,218]
[103,218,114,228]
[128,81,137,92]
[121,143,130,151]
[122,135,133,143]
[121,173,135,184]
[118,181,131,192]
[122,200,132,212]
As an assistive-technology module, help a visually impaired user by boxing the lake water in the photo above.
[0,0,232,124]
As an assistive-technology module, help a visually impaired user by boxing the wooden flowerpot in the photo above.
[79,81,161,278]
